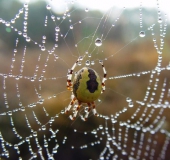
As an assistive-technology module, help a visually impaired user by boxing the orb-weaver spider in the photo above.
[65,57,107,121]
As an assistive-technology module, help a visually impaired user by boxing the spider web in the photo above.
[0,0,170,159]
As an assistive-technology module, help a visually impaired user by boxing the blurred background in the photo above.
[0,0,170,159]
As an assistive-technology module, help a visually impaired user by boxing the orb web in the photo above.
[0,0,170,159]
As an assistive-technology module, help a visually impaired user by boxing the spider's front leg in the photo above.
[67,57,82,90]
[67,72,72,91]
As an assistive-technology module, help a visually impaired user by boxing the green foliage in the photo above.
[0,0,163,49]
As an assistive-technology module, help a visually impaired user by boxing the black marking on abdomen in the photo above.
[87,69,98,93]
[73,69,83,97]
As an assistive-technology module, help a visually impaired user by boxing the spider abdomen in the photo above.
[73,67,102,103]
[87,69,98,93]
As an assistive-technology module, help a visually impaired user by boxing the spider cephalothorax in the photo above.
[65,57,107,121]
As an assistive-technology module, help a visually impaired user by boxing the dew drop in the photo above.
[85,8,89,12]
[18,31,22,35]
[26,37,31,42]
[8,111,12,115]
[41,46,46,51]
[24,3,28,8]
[61,110,65,114]
[55,26,60,32]
[158,17,162,23]
[11,19,15,23]
[91,61,95,65]
[51,15,55,20]
[44,142,48,147]
[46,4,51,10]
[53,148,58,153]
[21,106,25,111]
[5,21,10,26]
[70,25,73,29]
[128,102,134,108]
[139,31,145,37]
[126,97,131,102]
[79,56,83,61]
[95,38,102,46]
[85,60,90,66]
[78,61,81,66]
[42,125,46,130]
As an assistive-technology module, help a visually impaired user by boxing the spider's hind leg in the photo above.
[69,100,82,120]
[81,102,99,121]
[65,97,76,114]
[81,103,91,121]
[91,102,99,117]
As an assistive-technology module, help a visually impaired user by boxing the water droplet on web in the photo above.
[128,101,134,107]
[95,38,102,46]
[55,26,60,32]
[122,150,127,155]
[42,125,46,130]
[46,4,51,10]
[8,111,12,115]
[41,46,46,51]
[44,142,48,148]
[5,21,10,26]
[70,25,73,29]
[139,31,145,37]
[53,148,58,153]
[61,110,65,114]
[51,15,55,21]
[78,61,81,66]
[23,33,27,37]
[67,13,71,17]
[126,97,131,102]
[11,19,15,23]
[158,17,162,23]
[18,31,22,35]
[91,61,95,65]
[85,8,89,12]
[99,60,103,64]
[79,56,83,61]
[26,37,31,42]
[21,106,25,111]
[85,60,90,66]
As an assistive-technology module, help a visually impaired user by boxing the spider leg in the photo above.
[91,101,99,116]
[81,102,99,121]
[67,56,82,90]
[65,97,76,114]
[81,103,92,121]
[99,60,107,93]
[69,101,82,120]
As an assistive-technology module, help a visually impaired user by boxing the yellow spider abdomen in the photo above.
[73,67,102,103]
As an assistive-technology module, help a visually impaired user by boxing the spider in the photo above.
[65,57,107,121]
